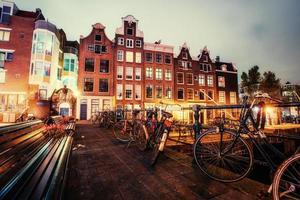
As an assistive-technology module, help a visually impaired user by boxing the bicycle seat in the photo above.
[162,111,173,118]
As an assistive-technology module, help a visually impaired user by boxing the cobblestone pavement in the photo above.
[65,123,269,200]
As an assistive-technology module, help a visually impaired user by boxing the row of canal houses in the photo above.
[0,1,238,123]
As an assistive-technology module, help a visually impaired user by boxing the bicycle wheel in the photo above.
[113,120,131,142]
[194,129,253,182]
[133,121,148,151]
[150,136,161,166]
[272,153,300,200]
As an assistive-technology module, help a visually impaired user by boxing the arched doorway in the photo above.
[51,86,76,117]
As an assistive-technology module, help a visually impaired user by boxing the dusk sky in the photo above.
[15,0,300,84]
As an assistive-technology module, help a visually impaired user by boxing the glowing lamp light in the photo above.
[265,106,274,114]
[253,106,260,113]
[73,90,80,97]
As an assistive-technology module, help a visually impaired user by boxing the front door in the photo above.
[80,104,87,120]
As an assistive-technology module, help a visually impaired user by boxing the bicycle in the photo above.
[113,109,147,151]
[194,94,294,181]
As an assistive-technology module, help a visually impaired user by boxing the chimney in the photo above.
[216,56,220,62]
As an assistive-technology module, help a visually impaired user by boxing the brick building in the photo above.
[77,23,114,120]
[114,15,144,110]
[143,42,174,109]
[0,0,44,122]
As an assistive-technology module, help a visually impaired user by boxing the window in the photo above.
[135,68,141,80]
[125,67,133,80]
[117,50,124,61]
[70,59,75,72]
[221,64,227,71]
[187,88,194,100]
[34,61,44,75]
[207,75,213,86]
[155,86,163,99]
[100,60,109,73]
[0,69,6,83]
[135,40,142,48]
[88,44,94,52]
[57,68,62,80]
[116,84,123,100]
[101,45,107,53]
[99,79,109,92]
[117,66,123,79]
[85,58,94,72]
[219,91,226,103]
[166,87,172,99]
[0,53,4,68]
[199,90,205,100]
[199,63,203,71]
[84,78,94,92]
[146,67,153,79]
[146,85,153,98]
[95,45,101,54]
[5,52,13,61]
[165,54,171,64]
[135,85,141,100]
[230,92,237,104]
[118,37,124,45]
[126,28,134,35]
[177,89,184,100]
[165,69,172,81]
[207,90,214,100]
[156,68,162,80]
[186,73,193,85]
[95,34,101,41]
[126,39,134,48]
[145,53,153,62]
[177,73,184,84]
[1,6,11,24]
[44,63,51,76]
[199,74,205,86]
[182,52,188,59]
[0,31,10,41]
[156,54,162,63]
[125,84,133,99]
[218,76,225,87]
[126,51,133,62]
[91,99,99,115]
[135,52,141,63]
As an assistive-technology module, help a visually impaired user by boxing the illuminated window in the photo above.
[166,87,172,99]
[146,67,153,79]
[207,75,213,86]
[84,78,94,92]
[135,52,142,63]
[230,92,237,104]
[199,74,205,86]
[0,30,10,41]
[219,91,226,103]
[218,76,225,87]
[0,69,5,83]
[187,88,194,100]
[125,67,133,80]
[126,51,133,62]
[156,68,162,80]
[165,69,172,81]
[116,84,123,100]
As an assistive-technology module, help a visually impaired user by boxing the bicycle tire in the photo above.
[113,120,131,142]
[133,121,148,151]
[193,129,253,182]
[272,153,300,200]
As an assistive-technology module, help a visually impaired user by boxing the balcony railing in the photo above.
[64,46,78,55]
[35,20,57,34]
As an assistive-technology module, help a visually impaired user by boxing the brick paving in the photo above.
[65,122,269,200]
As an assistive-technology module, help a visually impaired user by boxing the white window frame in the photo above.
[219,91,226,103]
[117,50,124,61]
[125,67,133,80]
[165,69,172,81]
[207,75,213,87]
[165,87,172,99]
[187,88,194,100]
[218,76,225,87]
[199,89,205,101]
[177,88,184,100]
[146,67,153,80]
[117,66,123,80]
[135,85,141,100]
[186,73,194,85]
[156,68,163,80]
[125,84,133,100]
[177,72,184,84]
[116,84,123,100]
[126,51,133,63]
[146,85,153,99]
[199,74,205,86]
[135,40,142,48]
[230,92,237,104]
[135,68,141,81]
[126,39,134,48]
[118,37,124,45]
[0,30,10,41]
[135,52,142,63]
[0,69,6,83]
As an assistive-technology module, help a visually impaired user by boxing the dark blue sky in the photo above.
[15,0,300,84]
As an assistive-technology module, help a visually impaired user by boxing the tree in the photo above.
[241,65,261,97]
[260,71,281,98]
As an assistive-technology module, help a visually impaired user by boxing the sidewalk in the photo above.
[65,123,270,200]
